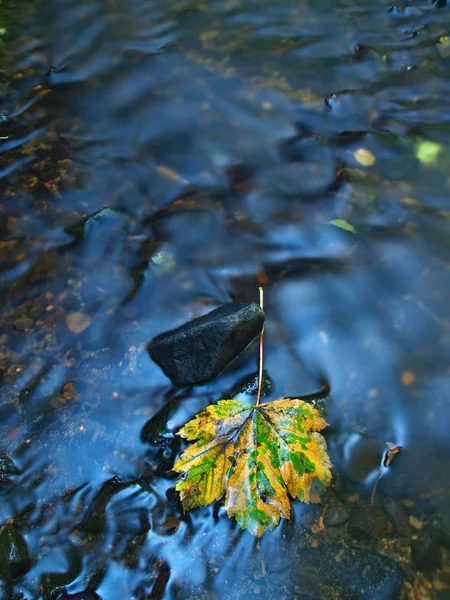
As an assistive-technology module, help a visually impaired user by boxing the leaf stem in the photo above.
[256,287,264,407]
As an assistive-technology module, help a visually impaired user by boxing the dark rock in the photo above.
[428,495,450,544]
[348,504,392,540]
[0,455,20,482]
[141,424,176,448]
[79,476,131,533]
[334,432,385,483]
[64,208,131,240]
[140,393,182,454]
[326,524,351,543]
[286,545,404,600]
[148,302,265,386]
[266,551,293,573]
[141,405,178,448]
[383,499,413,539]
[300,507,321,532]
[228,369,273,398]
[40,545,83,600]
[323,504,350,527]
[301,384,331,416]
[0,525,32,581]
[411,532,442,573]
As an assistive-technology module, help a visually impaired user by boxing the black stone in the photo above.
[323,504,350,527]
[411,532,442,573]
[348,504,392,540]
[79,476,131,533]
[140,395,182,457]
[383,499,414,539]
[300,507,321,532]
[0,454,20,482]
[64,208,131,240]
[228,369,273,398]
[148,302,265,386]
[40,545,83,600]
[182,543,404,600]
[286,546,404,600]
[0,524,32,581]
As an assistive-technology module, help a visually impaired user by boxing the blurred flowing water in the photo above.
[0,0,449,598]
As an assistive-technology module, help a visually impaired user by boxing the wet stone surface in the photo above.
[148,302,265,386]
[348,504,393,540]
[286,546,405,600]
[0,525,32,582]
[0,454,20,483]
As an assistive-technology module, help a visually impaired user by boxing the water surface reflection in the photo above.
[1,0,449,598]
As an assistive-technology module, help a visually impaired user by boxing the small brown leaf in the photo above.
[65,312,92,334]
[383,445,402,467]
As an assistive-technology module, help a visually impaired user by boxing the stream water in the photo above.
[1,0,449,598]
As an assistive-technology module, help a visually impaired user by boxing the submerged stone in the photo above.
[411,528,442,573]
[348,504,392,540]
[0,454,20,482]
[64,207,131,240]
[0,524,32,581]
[287,546,404,600]
[228,369,274,398]
[148,302,265,386]
[323,504,350,527]
[40,545,83,600]
[232,545,404,600]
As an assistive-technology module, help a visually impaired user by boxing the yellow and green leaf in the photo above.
[173,398,332,537]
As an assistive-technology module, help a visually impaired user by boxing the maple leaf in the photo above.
[173,398,332,537]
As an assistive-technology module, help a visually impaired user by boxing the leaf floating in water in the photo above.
[327,219,356,234]
[65,312,92,334]
[415,140,442,166]
[173,398,332,537]
[354,148,376,167]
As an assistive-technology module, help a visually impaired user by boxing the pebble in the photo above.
[148,302,265,386]
[64,207,130,240]
[0,454,20,482]
[348,504,392,540]
[287,545,404,600]
[65,312,92,334]
[323,505,350,527]
[0,524,32,581]
[411,531,442,573]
